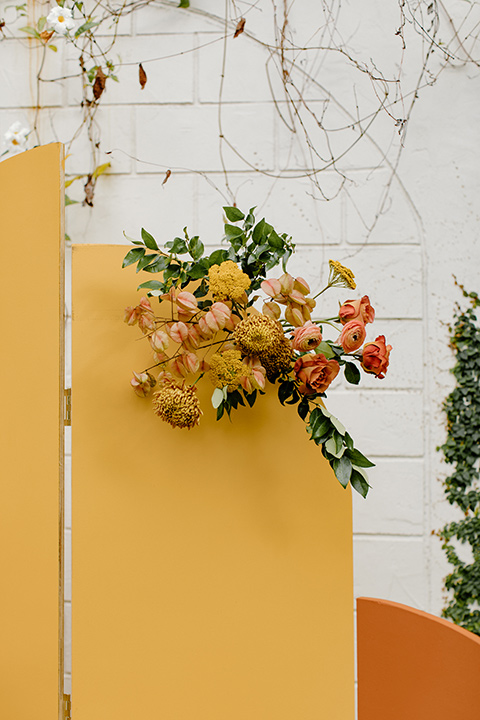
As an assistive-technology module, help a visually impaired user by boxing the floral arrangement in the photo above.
[123,207,392,498]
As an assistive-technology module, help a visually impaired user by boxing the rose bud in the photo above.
[339,295,375,325]
[292,321,323,352]
[338,319,366,353]
[361,335,392,379]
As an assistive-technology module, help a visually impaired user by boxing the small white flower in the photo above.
[46,5,75,35]
[4,121,29,154]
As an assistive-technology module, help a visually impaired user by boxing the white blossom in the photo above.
[46,5,75,35]
[4,122,29,154]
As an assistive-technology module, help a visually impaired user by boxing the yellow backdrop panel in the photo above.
[0,144,64,719]
[72,244,354,720]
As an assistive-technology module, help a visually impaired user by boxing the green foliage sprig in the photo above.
[439,284,480,635]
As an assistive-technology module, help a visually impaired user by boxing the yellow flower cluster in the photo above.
[232,314,292,381]
[328,260,356,290]
[208,261,251,303]
[209,349,251,392]
[152,381,202,429]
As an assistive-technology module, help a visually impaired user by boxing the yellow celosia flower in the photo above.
[328,260,356,290]
[209,349,251,392]
[152,381,202,429]
[208,261,250,303]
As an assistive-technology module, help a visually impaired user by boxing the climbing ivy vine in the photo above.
[439,284,480,636]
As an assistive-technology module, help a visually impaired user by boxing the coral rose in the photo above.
[294,353,340,395]
[338,319,366,353]
[339,295,375,325]
[292,321,323,352]
[361,335,392,379]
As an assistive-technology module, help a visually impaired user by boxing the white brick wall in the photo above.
[2,0,480,693]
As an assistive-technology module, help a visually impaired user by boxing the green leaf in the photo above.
[212,388,224,409]
[278,381,294,405]
[49,44,58,51]
[188,259,210,279]
[65,194,79,206]
[75,19,100,36]
[37,15,46,30]
[223,206,245,222]
[316,341,336,359]
[244,390,257,408]
[252,218,266,244]
[188,236,204,262]
[346,448,375,468]
[345,362,361,385]
[216,404,224,421]
[178,0,189,6]
[208,249,229,266]
[166,237,188,255]
[297,399,310,420]
[330,414,346,436]
[136,253,158,273]
[350,469,370,498]
[224,224,245,239]
[325,436,344,458]
[141,228,159,251]
[122,247,145,268]
[333,455,352,488]
[137,280,163,292]
[142,255,168,274]
[267,230,284,249]
[19,25,40,37]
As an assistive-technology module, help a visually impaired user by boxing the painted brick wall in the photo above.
[2,0,480,695]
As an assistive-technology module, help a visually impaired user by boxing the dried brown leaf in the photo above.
[162,169,172,185]
[92,67,106,101]
[83,175,95,207]
[139,63,147,90]
[39,29,54,42]
[233,18,245,38]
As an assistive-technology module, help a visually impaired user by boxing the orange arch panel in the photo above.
[357,597,480,720]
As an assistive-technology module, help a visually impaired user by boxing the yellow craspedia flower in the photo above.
[152,381,202,429]
[328,260,356,290]
[209,349,251,392]
[208,260,251,303]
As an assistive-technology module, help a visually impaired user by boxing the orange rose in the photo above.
[292,321,323,352]
[339,295,375,325]
[361,335,392,379]
[294,353,340,395]
[338,319,366,353]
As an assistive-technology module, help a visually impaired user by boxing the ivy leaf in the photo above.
[344,362,361,385]
[122,247,145,268]
[223,206,245,222]
[141,228,159,251]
